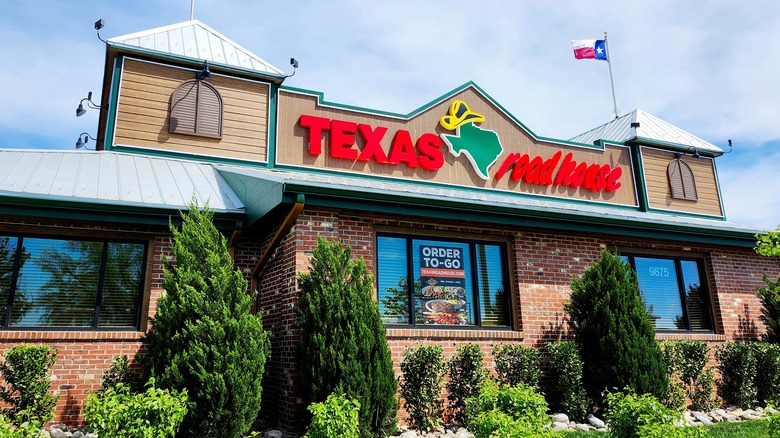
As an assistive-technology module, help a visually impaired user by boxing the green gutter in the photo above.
[631,144,649,211]
[282,183,758,248]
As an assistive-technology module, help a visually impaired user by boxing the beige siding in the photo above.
[114,58,269,162]
[642,147,723,216]
[277,89,638,206]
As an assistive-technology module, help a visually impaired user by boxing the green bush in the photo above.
[767,405,780,437]
[491,343,541,388]
[756,227,780,343]
[661,340,715,411]
[101,355,139,393]
[715,342,757,407]
[566,250,669,408]
[447,343,487,424]
[84,380,188,438]
[141,203,270,438]
[544,340,588,422]
[0,344,58,425]
[0,410,42,438]
[465,380,552,438]
[399,345,446,431]
[758,274,780,344]
[303,393,360,438]
[753,343,780,406]
[297,237,397,437]
[604,389,680,438]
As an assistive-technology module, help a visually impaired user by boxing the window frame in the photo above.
[0,232,148,331]
[376,232,513,330]
[621,251,715,333]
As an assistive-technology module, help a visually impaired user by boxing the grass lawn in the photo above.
[552,419,770,437]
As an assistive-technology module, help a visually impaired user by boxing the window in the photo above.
[169,79,223,138]
[0,235,146,329]
[377,234,510,327]
[621,254,713,332]
[668,158,697,201]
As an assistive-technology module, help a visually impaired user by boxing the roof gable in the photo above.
[569,109,722,154]
[107,19,283,76]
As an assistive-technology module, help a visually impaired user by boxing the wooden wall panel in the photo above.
[114,59,269,162]
[277,88,637,206]
[641,147,723,216]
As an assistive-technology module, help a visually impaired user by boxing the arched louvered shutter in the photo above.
[169,79,223,138]
[667,158,698,201]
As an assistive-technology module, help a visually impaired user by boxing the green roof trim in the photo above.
[109,144,270,168]
[280,82,610,152]
[285,184,757,248]
[216,168,285,226]
[631,136,723,157]
[273,163,640,211]
[109,44,286,82]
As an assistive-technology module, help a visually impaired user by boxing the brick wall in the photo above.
[255,207,780,431]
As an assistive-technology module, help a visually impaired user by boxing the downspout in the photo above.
[250,194,305,305]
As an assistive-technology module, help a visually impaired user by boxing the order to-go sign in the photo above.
[420,246,465,278]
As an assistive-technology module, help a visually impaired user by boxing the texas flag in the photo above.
[571,39,608,61]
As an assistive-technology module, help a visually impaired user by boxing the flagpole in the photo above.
[604,31,619,119]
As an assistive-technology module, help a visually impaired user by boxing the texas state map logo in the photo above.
[439,100,504,180]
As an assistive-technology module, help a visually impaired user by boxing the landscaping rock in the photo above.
[576,423,591,431]
[264,430,284,438]
[587,413,605,428]
[552,421,569,431]
[551,413,569,423]
[399,431,418,438]
[49,429,68,438]
[692,411,712,425]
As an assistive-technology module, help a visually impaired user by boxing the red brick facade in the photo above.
[0,208,777,429]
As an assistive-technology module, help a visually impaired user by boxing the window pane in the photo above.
[634,257,684,331]
[476,244,509,326]
[377,236,410,324]
[99,243,144,327]
[413,240,474,326]
[12,238,101,327]
[0,236,19,326]
[680,260,712,331]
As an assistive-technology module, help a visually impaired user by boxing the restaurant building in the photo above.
[0,20,776,428]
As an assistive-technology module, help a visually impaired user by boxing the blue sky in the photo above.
[1,1,779,230]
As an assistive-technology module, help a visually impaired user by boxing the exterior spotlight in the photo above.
[75,91,101,117]
[75,132,97,150]
[196,61,211,80]
[285,58,299,78]
[675,146,701,160]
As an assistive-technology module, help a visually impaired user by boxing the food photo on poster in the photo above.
[418,244,470,325]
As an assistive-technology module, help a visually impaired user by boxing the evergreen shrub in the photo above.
[491,343,541,388]
[303,393,360,438]
[84,380,188,438]
[0,344,58,425]
[758,274,780,344]
[715,342,757,407]
[464,380,552,438]
[399,344,446,432]
[296,237,397,437]
[566,249,668,407]
[661,340,716,411]
[447,343,487,424]
[141,203,270,438]
[544,340,588,421]
[753,343,780,406]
